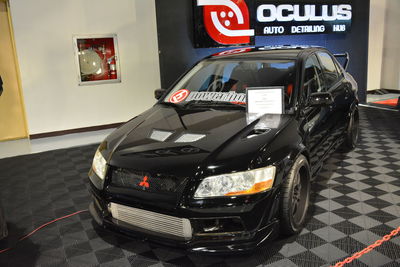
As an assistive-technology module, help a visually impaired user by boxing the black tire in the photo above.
[342,109,359,151]
[280,154,311,235]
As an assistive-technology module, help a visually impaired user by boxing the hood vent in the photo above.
[246,128,271,139]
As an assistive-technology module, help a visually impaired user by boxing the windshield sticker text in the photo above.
[185,91,246,103]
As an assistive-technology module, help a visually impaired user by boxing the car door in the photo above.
[316,51,348,140]
[301,54,335,172]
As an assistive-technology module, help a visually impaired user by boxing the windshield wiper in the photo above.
[183,100,245,108]
[158,102,182,109]
[158,101,245,110]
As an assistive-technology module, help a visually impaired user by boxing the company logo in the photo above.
[257,4,352,22]
[197,0,255,45]
[139,176,150,188]
[169,89,190,103]
[195,1,353,46]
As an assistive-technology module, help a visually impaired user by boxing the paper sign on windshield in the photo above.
[246,87,284,115]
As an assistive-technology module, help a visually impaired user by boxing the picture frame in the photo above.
[73,34,121,86]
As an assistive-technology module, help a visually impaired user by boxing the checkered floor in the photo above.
[0,106,399,267]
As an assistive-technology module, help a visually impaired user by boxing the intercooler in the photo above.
[109,202,192,240]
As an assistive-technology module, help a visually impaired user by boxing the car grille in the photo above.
[110,168,188,195]
[109,202,192,239]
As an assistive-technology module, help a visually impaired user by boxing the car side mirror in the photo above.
[154,88,167,100]
[309,92,334,107]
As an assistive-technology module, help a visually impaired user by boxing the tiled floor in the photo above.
[0,106,399,267]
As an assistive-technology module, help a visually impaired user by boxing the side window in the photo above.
[317,52,339,89]
[303,55,324,98]
[334,59,343,76]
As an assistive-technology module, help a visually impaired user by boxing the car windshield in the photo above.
[163,59,297,111]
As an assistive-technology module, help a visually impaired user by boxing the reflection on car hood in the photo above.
[106,104,293,177]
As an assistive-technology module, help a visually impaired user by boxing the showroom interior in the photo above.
[0,0,399,266]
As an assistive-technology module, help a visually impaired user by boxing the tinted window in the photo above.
[334,59,343,76]
[303,55,324,96]
[317,52,339,89]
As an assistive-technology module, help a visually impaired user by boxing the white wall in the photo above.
[367,0,386,91]
[381,0,400,90]
[10,0,160,135]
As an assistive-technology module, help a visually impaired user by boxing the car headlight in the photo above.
[92,148,107,180]
[194,166,276,198]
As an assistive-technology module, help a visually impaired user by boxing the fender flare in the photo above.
[279,143,311,185]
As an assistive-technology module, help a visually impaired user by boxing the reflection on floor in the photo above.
[367,90,400,109]
[0,106,399,266]
[0,129,115,159]
[367,93,400,103]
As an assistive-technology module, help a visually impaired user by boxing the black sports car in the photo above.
[88,46,359,253]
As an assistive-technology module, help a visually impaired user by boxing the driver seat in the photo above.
[229,63,259,93]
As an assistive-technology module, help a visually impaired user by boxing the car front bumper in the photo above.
[88,178,281,253]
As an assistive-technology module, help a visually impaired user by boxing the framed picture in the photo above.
[73,34,121,85]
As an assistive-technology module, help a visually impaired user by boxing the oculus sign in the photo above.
[193,0,352,47]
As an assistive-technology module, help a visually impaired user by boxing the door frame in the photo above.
[0,0,29,140]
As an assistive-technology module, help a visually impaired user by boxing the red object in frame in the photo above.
[77,37,118,82]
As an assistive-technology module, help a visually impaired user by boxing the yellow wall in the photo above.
[0,0,28,140]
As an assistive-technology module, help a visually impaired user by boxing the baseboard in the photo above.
[29,122,124,139]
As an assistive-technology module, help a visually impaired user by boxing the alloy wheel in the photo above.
[291,170,309,225]
[351,113,359,145]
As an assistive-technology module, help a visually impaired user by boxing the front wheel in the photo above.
[280,155,311,235]
[342,109,359,151]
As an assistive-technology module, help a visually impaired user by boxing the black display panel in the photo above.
[155,0,369,103]
[193,0,353,48]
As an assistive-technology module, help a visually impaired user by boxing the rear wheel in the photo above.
[280,155,311,235]
[342,109,359,151]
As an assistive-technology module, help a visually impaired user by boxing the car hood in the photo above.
[104,104,293,177]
